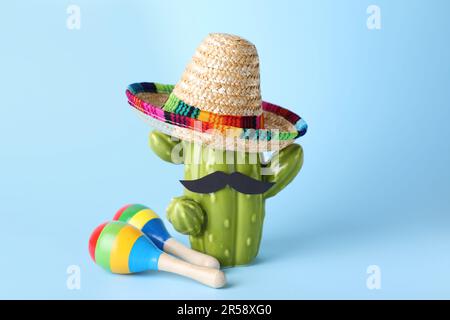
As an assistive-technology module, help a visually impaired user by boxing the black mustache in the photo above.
[180,171,274,195]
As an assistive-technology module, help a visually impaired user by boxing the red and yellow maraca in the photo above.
[89,221,226,288]
[113,204,220,269]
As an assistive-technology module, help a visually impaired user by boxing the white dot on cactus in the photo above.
[246,237,252,246]
[208,233,214,243]
[223,219,230,228]
[224,249,230,257]
[251,214,257,223]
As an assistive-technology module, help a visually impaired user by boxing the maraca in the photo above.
[89,221,226,288]
[113,204,220,269]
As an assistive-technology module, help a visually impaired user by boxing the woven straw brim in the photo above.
[127,84,307,152]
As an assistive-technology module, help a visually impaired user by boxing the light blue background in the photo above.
[1,0,449,299]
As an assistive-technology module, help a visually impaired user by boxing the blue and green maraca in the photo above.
[113,204,220,269]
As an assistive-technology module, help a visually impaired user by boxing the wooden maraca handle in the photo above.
[163,238,221,269]
[158,253,226,288]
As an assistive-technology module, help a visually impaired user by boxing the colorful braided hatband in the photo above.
[126,82,307,141]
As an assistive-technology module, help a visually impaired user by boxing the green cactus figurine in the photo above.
[125,33,307,267]
[149,130,304,267]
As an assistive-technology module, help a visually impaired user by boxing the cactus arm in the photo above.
[148,130,183,164]
[263,144,304,199]
[166,196,206,236]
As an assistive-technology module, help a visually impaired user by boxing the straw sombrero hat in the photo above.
[126,33,307,152]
